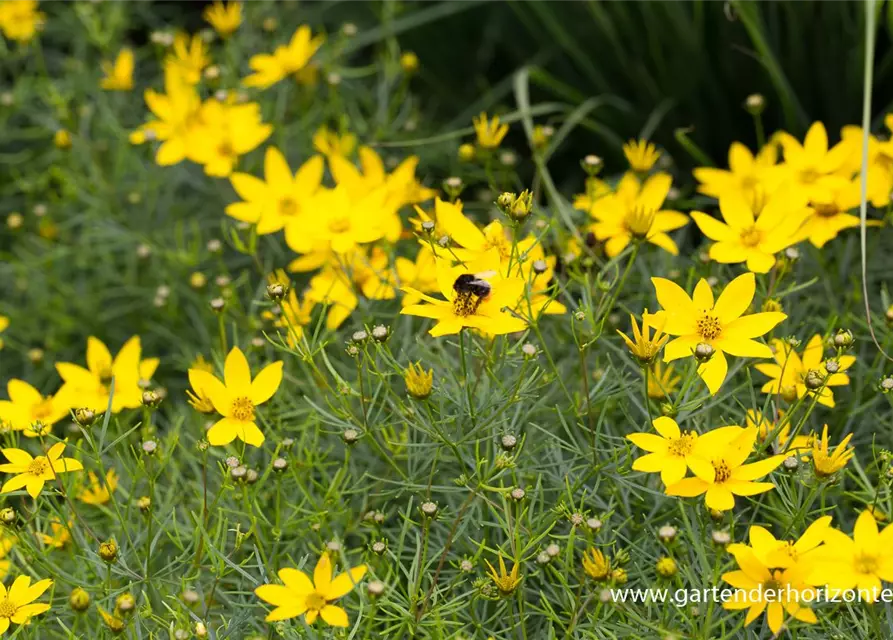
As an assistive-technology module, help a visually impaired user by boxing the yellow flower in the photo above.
[53,129,71,149]
[203,1,242,38]
[270,287,315,347]
[187,100,273,177]
[395,247,439,307]
[404,363,433,399]
[648,272,786,395]
[132,67,202,166]
[588,173,689,257]
[0,379,70,434]
[400,257,527,337]
[623,139,660,173]
[313,126,357,158]
[227,147,324,234]
[809,510,893,601]
[39,519,72,549]
[190,355,215,374]
[164,32,209,85]
[0,1,44,43]
[100,48,134,91]
[665,426,786,511]
[243,25,325,89]
[794,178,880,248]
[809,424,854,478]
[745,409,810,452]
[582,547,610,581]
[842,121,893,207]
[740,516,831,570]
[693,141,780,203]
[647,361,680,399]
[776,121,852,203]
[754,335,854,407]
[0,532,14,578]
[99,607,126,633]
[190,347,282,448]
[0,442,83,498]
[472,112,509,149]
[400,51,419,74]
[485,553,521,594]
[56,336,159,414]
[0,316,7,350]
[722,544,817,634]
[0,574,53,633]
[691,189,810,273]
[617,312,667,365]
[255,553,367,626]
[285,185,388,256]
[627,417,729,487]
[78,469,117,506]
[572,176,612,216]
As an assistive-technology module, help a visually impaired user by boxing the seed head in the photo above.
[230,465,247,481]
[420,501,438,518]
[569,512,585,527]
[824,359,840,374]
[342,429,359,445]
[225,456,240,468]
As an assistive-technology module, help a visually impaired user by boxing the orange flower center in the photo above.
[279,198,298,217]
[667,432,696,457]
[0,599,17,618]
[217,141,236,159]
[813,202,839,217]
[696,313,722,340]
[230,396,255,421]
[739,226,762,248]
[27,457,49,476]
[712,459,731,483]
[854,552,879,575]
[305,591,327,611]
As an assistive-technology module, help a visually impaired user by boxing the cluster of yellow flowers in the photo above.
[721,510,893,634]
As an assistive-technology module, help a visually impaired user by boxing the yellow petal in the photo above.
[250,361,283,405]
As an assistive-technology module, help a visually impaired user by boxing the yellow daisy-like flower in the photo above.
[131,66,202,166]
[0,574,53,633]
[746,409,810,453]
[243,25,325,90]
[722,544,817,634]
[572,176,612,216]
[691,189,810,273]
[582,547,610,581]
[187,100,273,177]
[164,32,209,85]
[472,112,509,149]
[189,347,283,448]
[0,379,70,435]
[100,48,134,91]
[794,178,881,249]
[395,247,439,307]
[77,469,118,506]
[646,361,680,399]
[740,515,831,570]
[203,1,242,38]
[255,553,367,626]
[0,1,45,43]
[587,173,689,257]
[39,519,72,549]
[400,257,527,337]
[404,362,433,399]
[56,336,159,414]
[693,141,780,203]
[312,126,357,158]
[617,311,668,365]
[623,139,661,173]
[648,272,786,395]
[809,510,893,601]
[0,442,83,499]
[0,532,14,578]
[626,417,733,487]
[665,426,786,511]
[227,147,324,234]
[808,424,854,478]
[776,121,852,203]
[754,335,854,407]
[486,553,522,595]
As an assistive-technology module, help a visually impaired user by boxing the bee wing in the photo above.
[473,270,497,280]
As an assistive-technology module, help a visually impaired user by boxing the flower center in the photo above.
[712,459,732,483]
[328,216,351,234]
[799,168,819,184]
[0,599,17,618]
[855,552,879,575]
[98,366,114,385]
[279,198,298,217]
[696,313,722,340]
[32,399,52,420]
[230,396,255,422]
[813,202,839,217]
[624,206,656,237]
[305,591,327,611]
[667,432,696,457]
[27,457,49,476]
[762,577,783,601]
[217,141,236,159]
[739,226,762,248]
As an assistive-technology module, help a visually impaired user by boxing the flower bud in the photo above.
[694,343,715,362]
[658,525,677,542]
[744,93,765,115]
[420,501,438,518]
[371,324,389,342]
[74,408,96,427]
[209,297,226,313]
[115,593,135,614]
[833,329,854,349]
[501,434,518,451]
[458,143,475,162]
[99,539,118,563]
[656,557,678,577]
[266,283,287,301]
[804,369,825,390]
[70,587,91,612]
[342,429,359,445]
[141,390,161,408]
[0,507,15,526]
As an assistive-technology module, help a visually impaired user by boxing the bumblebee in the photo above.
[452,272,494,316]
[453,272,493,298]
